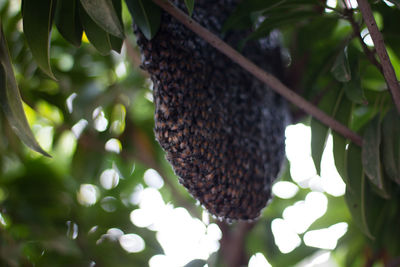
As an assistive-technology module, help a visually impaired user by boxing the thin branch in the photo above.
[346,9,383,73]
[218,221,255,267]
[356,0,400,113]
[124,39,148,76]
[152,0,363,147]
[387,257,400,267]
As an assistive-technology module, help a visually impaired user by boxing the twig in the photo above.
[346,9,383,73]
[218,221,256,267]
[124,39,148,76]
[356,0,400,113]
[387,257,400,267]
[152,0,363,146]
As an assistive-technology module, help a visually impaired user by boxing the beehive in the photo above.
[134,0,288,220]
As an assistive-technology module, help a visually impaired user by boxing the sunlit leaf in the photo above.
[387,46,400,79]
[0,24,50,157]
[55,0,83,47]
[184,0,195,16]
[125,0,161,40]
[111,103,126,135]
[79,3,112,55]
[381,109,400,185]
[80,0,125,38]
[345,144,374,239]
[331,46,351,83]
[362,114,387,195]
[22,0,56,80]
[386,0,400,9]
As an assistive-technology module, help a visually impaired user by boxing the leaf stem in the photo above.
[151,0,363,146]
[356,0,400,114]
[346,9,383,73]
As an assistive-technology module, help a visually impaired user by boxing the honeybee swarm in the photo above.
[134,0,288,220]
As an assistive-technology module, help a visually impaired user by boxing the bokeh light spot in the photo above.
[72,119,88,138]
[304,222,348,250]
[105,138,122,154]
[92,107,108,132]
[271,218,301,253]
[66,93,77,114]
[77,184,99,206]
[66,221,78,240]
[57,54,74,72]
[248,253,272,267]
[101,196,118,212]
[100,169,120,190]
[144,169,164,189]
[272,181,299,199]
[119,234,145,253]
[283,192,328,234]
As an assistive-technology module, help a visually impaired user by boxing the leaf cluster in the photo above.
[1,0,400,266]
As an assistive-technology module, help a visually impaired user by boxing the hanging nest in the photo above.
[134,0,288,220]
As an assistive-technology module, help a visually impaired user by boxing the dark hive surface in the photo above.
[134,0,288,220]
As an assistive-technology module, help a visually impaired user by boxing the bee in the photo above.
[134,0,287,220]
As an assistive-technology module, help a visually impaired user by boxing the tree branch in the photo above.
[152,0,363,147]
[218,221,255,267]
[356,0,400,113]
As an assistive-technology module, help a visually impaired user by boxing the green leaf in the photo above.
[22,0,56,79]
[386,0,400,9]
[345,144,373,239]
[331,46,351,83]
[55,0,83,47]
[184,0,195,16]
[0,24,50,157]
[184,259,207,267]
[362,114,387,195]
[125,0,161,40]
[110,0,124,53]
[311,119,328,176]
[332,96,353,185]
[381,109,400,185]
[80,0,125,38]
[311,88,342,175]
[222,0,317,33]
[222,0,262,32]
[239,9,316,48]
[110,35,123,53]
[344,46,367,104]
[343,74,366,104]
[79,4,112,56]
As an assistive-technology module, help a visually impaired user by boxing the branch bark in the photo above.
[218,221,255,267]
[152,0,363,147]
[356,0,400,113]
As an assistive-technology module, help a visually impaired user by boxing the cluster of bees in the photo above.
[135,0,288,220]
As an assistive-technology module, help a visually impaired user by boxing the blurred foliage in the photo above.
[1,0,400,266]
